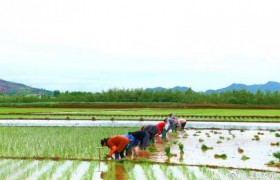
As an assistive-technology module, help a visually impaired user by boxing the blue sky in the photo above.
[0,0,280,92]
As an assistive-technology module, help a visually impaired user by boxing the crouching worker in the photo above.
[128,131,150,150]
[156,119,167,139]
[101,135,130,160]
[167,114,179,133]
[178,118,187,130]
[124,133,135,156]
[141,125,158,144]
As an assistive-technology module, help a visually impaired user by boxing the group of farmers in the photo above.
[100,113,187,160]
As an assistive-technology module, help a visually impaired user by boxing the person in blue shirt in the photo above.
[124,133,135,156]
[128,130,150,150]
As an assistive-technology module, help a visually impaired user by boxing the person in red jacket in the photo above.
[156,119,167,139]
[101,135,130,160]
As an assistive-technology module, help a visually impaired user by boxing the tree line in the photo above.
[0,88,280,106]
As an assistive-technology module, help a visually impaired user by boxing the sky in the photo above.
[0,0,280,92]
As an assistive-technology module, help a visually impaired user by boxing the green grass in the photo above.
[1,107,280,115]
[0,127,138,159]
[0,107,280,122]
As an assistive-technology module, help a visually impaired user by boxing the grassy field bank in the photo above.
[0,107,280,122]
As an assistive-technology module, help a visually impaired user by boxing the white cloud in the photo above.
[0,0,280,91]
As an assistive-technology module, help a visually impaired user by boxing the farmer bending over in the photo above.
[124,133,135,156]
[141,125,158,144]
[166,113,179,133]
[101,135,130,160]
[156,119,167,139]
[128,131,150,150]
[178,118,187,130]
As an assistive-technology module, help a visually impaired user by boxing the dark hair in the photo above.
[101,138,108,146]
[163,118,168,123]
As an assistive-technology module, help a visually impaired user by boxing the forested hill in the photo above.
[1,79,280,106]
[206,81,280,94]
[146,81,280,93]
[0,79,53,95]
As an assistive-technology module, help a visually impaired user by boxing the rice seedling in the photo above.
[219,136,225,140]
[182,134,188,138]
[82,161,98,180]
[241,155,250,161]
[0,160,32,179]
[179,166,196,179]
[270,142,280,146]
[238,147,244,154]
[148,147,157,153]
[252,135,260,141]
[37,161,65,180]
[213,131,221,134]
[142,162,156,180]
[200,166,218,179]
[159,164,176,180]
[214,154,227,160]
[269,130,276,132]
[201,144,213,152]
[275,133,280,138]
[273,151,280,162]
[59,160,81,179]
[0,127,137,159]
[123,161,136,180]
[199,139,204,143]
[216,140,222,144]
[19,160,49,179]
[165,146,171,156]
[178,143,184,153]
[267,160,275,165]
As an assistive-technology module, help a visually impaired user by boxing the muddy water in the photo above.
[130,129,280,172]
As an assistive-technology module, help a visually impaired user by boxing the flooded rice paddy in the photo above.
[0,159,279,180]
[0,120,280,179]
[132,129,280,172]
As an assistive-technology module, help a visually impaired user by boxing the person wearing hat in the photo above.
[101,135,130,160]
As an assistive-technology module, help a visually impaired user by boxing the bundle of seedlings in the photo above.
[178,143,184,153]
[201,144,213,152]
[241,155,250,161]
[214,154,227,160]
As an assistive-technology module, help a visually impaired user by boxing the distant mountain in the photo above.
[0,79,53,95]
[206,81,280,94]
[146,81,280,94]
[146,86,190,92]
